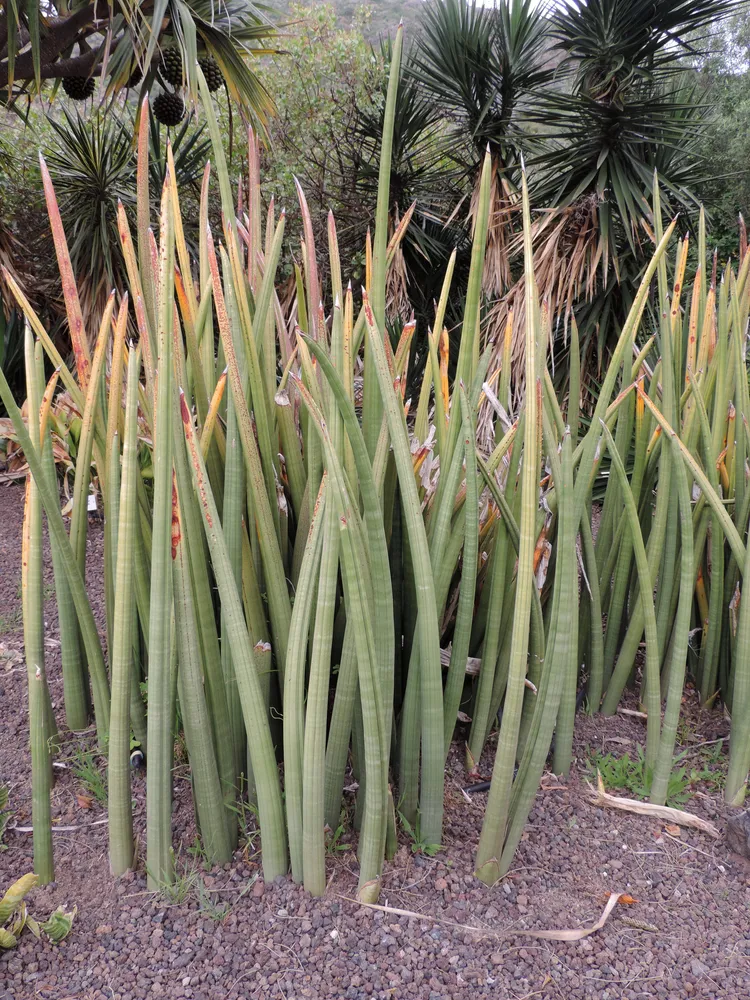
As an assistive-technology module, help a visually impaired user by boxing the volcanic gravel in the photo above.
[1,480,749,1000]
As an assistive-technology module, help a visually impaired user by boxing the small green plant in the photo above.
[589,745,722,807]
[152,849,247,919]
[70,749,108,805]
[0,609,22,635]
[676,719,693,746]
[0,786,11,850]
[187,836,211,871]
[227,789,260,851]
[591,749,650,798]
[697,740,727,787]
[398,810,442,857]
[325,823,352,856]
[194,879,231,922]
[154,851,200,904]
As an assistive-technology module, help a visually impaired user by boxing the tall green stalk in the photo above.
[363,294,443,845]
[22,329,53,885]
[475,170,541,885]
[180,392,288,879]
[284,477,327,884]
[108,349,139,876]
[146,179,176,890]
[651,434,694,804]
[363,24,403,459]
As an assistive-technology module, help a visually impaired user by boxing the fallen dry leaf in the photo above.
[588,773,720,838]
[76,794,93,810]
[665,823,681,837]
[347,892,629,944]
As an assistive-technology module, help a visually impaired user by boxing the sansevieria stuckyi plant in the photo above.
[4,19,750,903]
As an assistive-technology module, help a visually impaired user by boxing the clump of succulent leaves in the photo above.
[0,874,76,949]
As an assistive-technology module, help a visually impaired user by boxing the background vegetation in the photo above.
[2,0,750,400]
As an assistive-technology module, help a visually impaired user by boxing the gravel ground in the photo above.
[1,480,750,1000]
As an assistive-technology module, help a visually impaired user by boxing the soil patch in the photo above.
[1,481,749,1000]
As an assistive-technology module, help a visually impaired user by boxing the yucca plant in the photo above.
[4,21,750,902]
[501,0,740,388]
[411,0,553,299]
[45,109,135,332]
[43,106,212,340]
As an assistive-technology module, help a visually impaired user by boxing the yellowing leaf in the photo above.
[0,874,38,924]
[41,905,76,944]
[8,903,27,938]
[0,927,17,949]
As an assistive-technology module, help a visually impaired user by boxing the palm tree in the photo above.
[0,0,276,119]
[506,0,739,387]
[410,0,553,302]
[43,105,210,332]
[411,0,742,403]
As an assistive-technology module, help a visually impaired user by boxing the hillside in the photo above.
[272,1,427,39]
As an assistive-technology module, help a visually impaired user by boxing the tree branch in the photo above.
[39,46,102,80]
[0,4,99,88]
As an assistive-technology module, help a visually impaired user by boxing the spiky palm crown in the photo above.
[411,0,552,165]
[553,0,739,96]
[40,105,208,339]
[410,0,553,303]
[540,0,739,225]
[492,0,739,393]
[44,109,135,327]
